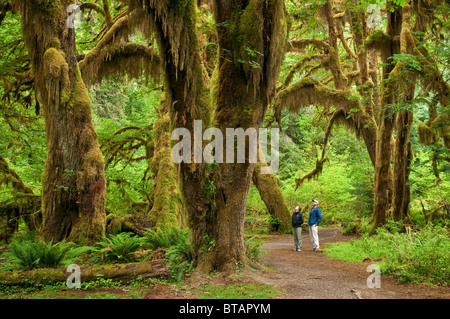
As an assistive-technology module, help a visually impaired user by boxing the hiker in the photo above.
[292,205,304,251]
[308,200,322,252]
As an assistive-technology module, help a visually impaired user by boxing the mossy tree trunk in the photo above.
[137,0,286,273]
[372,2,403,229]
[392,5,415,222]
[0,260,168,285]
[252,153,291,231]
[148,109,186,228]
[14,0,106,245]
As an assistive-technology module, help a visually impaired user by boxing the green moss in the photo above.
[232,0,264,77]
[364,30,391,62]
[149,113,185,228]
[417,122,436,146]
[42,47,68,80]
[68,68,92,113]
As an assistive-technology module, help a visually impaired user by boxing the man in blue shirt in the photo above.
[308,200,322,251]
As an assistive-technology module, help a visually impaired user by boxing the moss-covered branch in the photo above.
[0,154,34,194]
[0,154,41,241]
[294,156,329,191]
[101,125,153,169]
[288,38,330,53]
[79,2,105,16]
[276,77,360,114]
[78,11,134,82]
[0,260,168,285]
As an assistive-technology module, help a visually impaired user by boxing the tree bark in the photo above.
[392,4,414,222]
[252,158,291,231]
[14,0,106,244]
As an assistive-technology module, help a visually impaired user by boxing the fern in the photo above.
[143,227,193,282]
[4,230,90,270]
[166,239,194,282]
[143,227,189,250]
[95,232,144,262]
[245,237,263,262]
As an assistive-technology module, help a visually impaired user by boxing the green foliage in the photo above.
[193,282,279,299]
[95,232,144,263]
[244,237,264,262]
[341,219,372,235]
[143,227,189,250]
[323,224,450,285]
[267,216,282,232]
[3,230,89,270]
[143,226,193,282]
[81,278,123,290]
[166,239,194,282]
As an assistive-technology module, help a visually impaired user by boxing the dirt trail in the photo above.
[250,227,450,299]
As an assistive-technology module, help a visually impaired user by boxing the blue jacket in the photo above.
[308,207,322,226]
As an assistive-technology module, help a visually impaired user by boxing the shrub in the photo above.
[95,232,144,263]
[143,227,189,250]
[323,224,450,285]
[142,227,194,282]
[3,230,91,270]
[268,216,282,232]
[245,237,264,262]
[166,239,194,282]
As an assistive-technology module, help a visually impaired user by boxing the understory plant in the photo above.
[3,230,91,270]
[143,227,189,250]
[95,232,144,263]
[323,223,450,285]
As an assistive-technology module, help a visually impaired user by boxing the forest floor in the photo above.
[248,227,450,299]
[144,227,450,299]
[2,227,449,299]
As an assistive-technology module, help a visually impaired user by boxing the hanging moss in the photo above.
[417,122,437,145]
[277,77,361,115]
[42,47,70,107]
[42,48,68,81]
[431,114,450,148]
[294,157,329,191]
